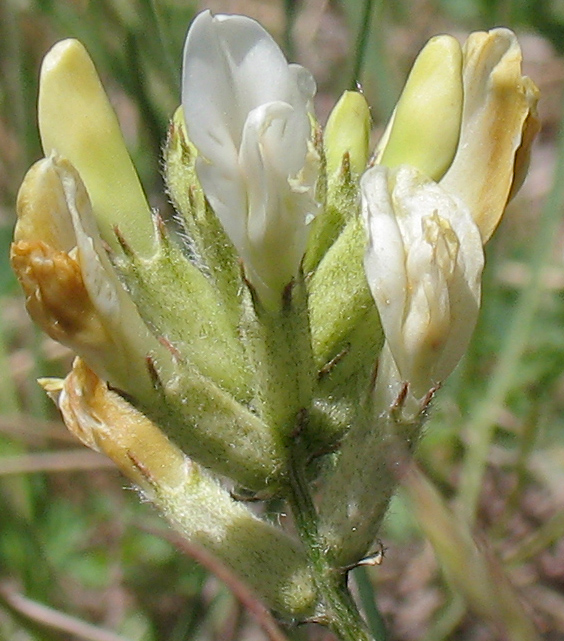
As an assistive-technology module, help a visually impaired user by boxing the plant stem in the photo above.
[283,0,298,58]
[286,442,376,641]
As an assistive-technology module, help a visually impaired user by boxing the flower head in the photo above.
[10,13,541,623]
[182,11,319,307]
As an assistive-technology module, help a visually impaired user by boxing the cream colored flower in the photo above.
[182,11,319,307]
[364,28,539,402]
[362,165,484,400]
[11,155,165,397]
[376,28,539,242]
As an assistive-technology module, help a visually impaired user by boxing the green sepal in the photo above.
[113,216,251,403]
[164,107,242,326]
[140,358,287,492]
[240,275,314,444]
[304,153,356,275]
[307,215,383,447]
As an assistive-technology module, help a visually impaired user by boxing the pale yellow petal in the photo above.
[376,35,463,182]
[14,157,77,251]
[324,91,371,176]
[38,39,155,255]
[45,358,186,490]
[440,28,540,243]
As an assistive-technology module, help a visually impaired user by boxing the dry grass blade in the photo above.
[0,583,132,641]
[402,464,542,641]
[0,449,115,475]
[0,416,76,443]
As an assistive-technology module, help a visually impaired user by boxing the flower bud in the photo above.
[324,91,371,177]
[376,35,463,181]
[38,39,155,256]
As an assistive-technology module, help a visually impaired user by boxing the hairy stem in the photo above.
[286,440,378,641]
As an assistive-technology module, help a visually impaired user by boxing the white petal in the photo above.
[362,165,484,397]
[182,11,314,184]
[239,102,317,300]
[53,159,171,392]
[361,166,408,365]
[182,11,317,304]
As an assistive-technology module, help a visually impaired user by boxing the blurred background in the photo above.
[1,0,564,639]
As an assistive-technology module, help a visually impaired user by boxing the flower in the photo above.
[10,12,542,628]
[41,357,317,619]
[11,155,164,398]
[375,28,539,242]
[182,11,319,308]
[362,164,484,401]
[363,28,539,403]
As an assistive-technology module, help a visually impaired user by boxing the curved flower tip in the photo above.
[182,10,320,308]
[39,38,155,256]
[362,165,484,400]
[440,28,540,243]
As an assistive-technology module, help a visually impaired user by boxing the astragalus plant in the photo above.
[11,11,538,640]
